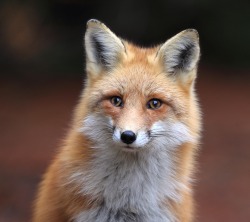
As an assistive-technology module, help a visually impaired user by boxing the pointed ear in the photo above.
[157,29,200,82]
[85,19,126,75]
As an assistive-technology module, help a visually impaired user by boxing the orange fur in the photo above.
[33,20,201,222]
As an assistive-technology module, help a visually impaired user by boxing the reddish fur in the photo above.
[33,31,201,222]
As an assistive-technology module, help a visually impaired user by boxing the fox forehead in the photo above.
[92,64,180,99]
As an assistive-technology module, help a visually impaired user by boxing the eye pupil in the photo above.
[147,99,162,109]
[111,96,123,107]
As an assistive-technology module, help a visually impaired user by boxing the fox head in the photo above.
[79,19,200,152]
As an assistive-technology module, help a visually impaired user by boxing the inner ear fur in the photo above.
[157,29,200,78]
[85,19,126,75]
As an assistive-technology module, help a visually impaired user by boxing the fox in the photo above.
[33,19,201,222]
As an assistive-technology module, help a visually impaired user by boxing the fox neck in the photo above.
[71,142,187,222]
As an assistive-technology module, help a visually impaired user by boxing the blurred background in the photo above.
[0,0,250,221]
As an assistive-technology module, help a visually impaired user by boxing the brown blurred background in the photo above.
[0,1,250,221]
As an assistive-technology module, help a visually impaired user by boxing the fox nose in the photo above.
[121,130,136,144]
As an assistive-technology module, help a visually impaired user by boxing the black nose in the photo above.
[121,130,136,144]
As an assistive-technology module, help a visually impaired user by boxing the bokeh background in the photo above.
[1,0,250,221]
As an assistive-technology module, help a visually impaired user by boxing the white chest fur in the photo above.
[70,145,184,222]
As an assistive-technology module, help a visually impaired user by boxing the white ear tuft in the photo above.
[85,19,126,75]
[157,29,200,75]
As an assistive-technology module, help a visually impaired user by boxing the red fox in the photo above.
[33,19,201,222]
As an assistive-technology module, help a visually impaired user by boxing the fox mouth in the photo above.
[121,145,138,152]
[120,142,150,152]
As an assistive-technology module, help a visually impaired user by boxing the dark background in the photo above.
[0,0,250,221]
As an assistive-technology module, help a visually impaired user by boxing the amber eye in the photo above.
[110,96,123,107]
[147,99,162,110]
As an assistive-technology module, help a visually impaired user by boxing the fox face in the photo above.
[80,19,200,152]
[33,19,201,222]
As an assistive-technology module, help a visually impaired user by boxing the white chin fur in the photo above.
[79,114,193,151]
[74,114,193,221]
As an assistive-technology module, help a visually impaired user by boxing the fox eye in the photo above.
[110,96,123,107]
[147,99,162,110]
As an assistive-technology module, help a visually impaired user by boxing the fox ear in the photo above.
[85,19,126,75]
[157,29,200,82]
